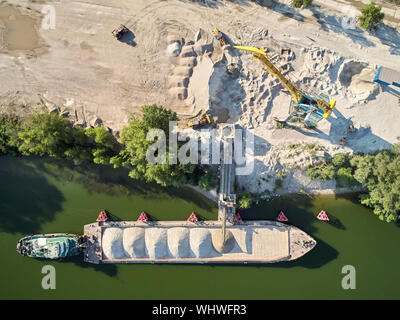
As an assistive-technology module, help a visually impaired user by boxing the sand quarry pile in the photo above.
[102,227,218,259]
[167,227,190,258]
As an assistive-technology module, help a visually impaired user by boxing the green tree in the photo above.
[85,127,118,164]
[306,163,335,180]
[17,112,74,157]
[336,167,356,188]
[332,153,348,167]
[198,167,217,191]
[358,1,384,30]
[112,104,196,187]
[64,126,92,163]
[0,114,21,155]
[350,147,400,222]
[238,192,253,209]
[290,0,312,8]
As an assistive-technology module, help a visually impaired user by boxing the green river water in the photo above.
[0,156,399,299]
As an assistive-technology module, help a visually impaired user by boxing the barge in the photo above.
[83,220,316,264]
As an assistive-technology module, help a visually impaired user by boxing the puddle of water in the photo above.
[0,5,42,51]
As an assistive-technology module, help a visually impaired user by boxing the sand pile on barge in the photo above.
[85,221,316,263]
[123,228,146,258]
[145,228,168,259]
[102,228,125,259]
[189,228,214,258]
[167,228,190,258]
[101,226,220,259]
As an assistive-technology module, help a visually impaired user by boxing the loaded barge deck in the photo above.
[83,220,316,264]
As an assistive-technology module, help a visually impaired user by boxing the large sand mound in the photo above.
[167,227,190,258]
[190,228,214,258]
[188,56,214,110]
[123,227,146,258]
[338,60,379,99]
[145,228,168,259]
[102,227,126,259]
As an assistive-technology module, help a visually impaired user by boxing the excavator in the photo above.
[234,46,336,127]
[187,113,212,129]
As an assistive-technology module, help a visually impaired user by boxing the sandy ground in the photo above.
[1,0,400,193]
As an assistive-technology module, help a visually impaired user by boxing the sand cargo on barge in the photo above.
[83,220,316,264]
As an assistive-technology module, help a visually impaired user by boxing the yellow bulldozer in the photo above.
[112,24,128,40]
[187,113,212,129]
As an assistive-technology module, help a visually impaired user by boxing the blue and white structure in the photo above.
[374,66,400,88]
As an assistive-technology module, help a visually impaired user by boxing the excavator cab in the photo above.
[296,93,336,126]
[213,28,228,47]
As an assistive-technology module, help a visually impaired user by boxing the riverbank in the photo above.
[1,107,398,223]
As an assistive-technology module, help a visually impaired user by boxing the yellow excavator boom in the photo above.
[234,46,303,103]
[234,45,336,119]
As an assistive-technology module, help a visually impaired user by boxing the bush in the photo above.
[238,192,253,209]
[274,178,283,191]
[0,111,123,165]
[336,167,356,188]
[276,122,285,129]
[358,1,384,30]
[198,167,217,191]
[290,0,312,8]
[85,127,118,164]
[306,163,335,180]
[332,153,348,167]
[306,143,315,150]
[18,112,75,157]
[0,114,21,155]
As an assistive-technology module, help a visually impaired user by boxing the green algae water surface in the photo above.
[0,156,399,299]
